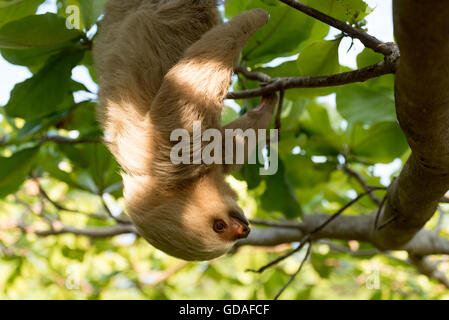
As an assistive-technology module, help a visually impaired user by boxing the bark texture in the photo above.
[372,0,449,249]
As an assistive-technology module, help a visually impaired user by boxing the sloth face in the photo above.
[124,168,251,261]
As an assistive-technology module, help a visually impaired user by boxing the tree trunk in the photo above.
[372,0,449,249]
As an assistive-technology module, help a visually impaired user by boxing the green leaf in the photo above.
[311,251,332,278]
[59,143,121,193]
[0,0,44,27]
[260,0,278,6]
[0,13,82,49]
[17,109,70,139]
[79,0,107,29]
[301,102,334,135]
[310,0,372,22]
[5,48,84,119]
[1,41,73,66]
[357,48,394,88]
[0,147,39,198]
[225,0,254,19]
[279,98,308,130]
[292,102,345,156]
[61,101,98,132]
[261,158,302,218]
[6,258,24,286]
[357,48,384,69]
[294,39,341,97]
[221,106,239,126]
[255,41,341,99]
[297,39,341,76]
[257,61,332,99]
[284,154,334,189]
[226,0,316,66]
[349,122,409,163]
[241,162,263,190]
[85,144,121,192]
[81,50,98,83]
[336,83,396,125]
[62,245,85,261]
[70,79,89,92]
[41,161,86,191]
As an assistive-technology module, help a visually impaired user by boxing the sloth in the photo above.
[93,0,277,260]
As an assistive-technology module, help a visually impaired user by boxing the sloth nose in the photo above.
[236,224,250,239]
[230,217,250,239]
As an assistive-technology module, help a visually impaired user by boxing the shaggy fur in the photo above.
[94,0,276,260]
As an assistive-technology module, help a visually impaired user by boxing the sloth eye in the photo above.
[213,219,227,233]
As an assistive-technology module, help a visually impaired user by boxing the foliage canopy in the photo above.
[0,0,447,299]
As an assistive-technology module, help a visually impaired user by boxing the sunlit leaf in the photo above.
[79,0,107,29]
[261,158,302,218]
[336,83,396,125]
[5,48,84,119]
[0,0,44,27]
[349,122,409,163]
[226,0,317,66]
[0,13,82,49]
[0,147,39,197]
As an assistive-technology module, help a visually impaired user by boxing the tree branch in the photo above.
[247,189,386,274]
[40,135,102,145]
[409,254,449,289]
[371,0,449,249]
[33,223,138,238]
[238,214,449,256]
[228,61,394,99]
[234,65,272,82]
[341,164,383,206]
[319,240,380,256]
[100,195,132,224]
[38,184,109,221]
[278,0,393,56]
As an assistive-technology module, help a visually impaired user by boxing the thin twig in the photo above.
[230,0,400,100]
[247,238,308,273]
[409,254,449,289]
[274,241,312,300]
[248,188,377,273]
[342,164,383,205]
[376,214,398,230]
[39,185,109,220]
[436,206,447,233]
[440,196,449,204]
[40,136,102,145]
[373,177,396,231]
[14,195,54,225]
[139,261,190,287]
[275,89,284,135]
[234,65,272,82]
[278,0,394,56]
[100,196,132,224]
[250,219,303,229]
[373,192,388,231]
[34,223,137,238]
[228,61,393,99]
[318,240,380,256]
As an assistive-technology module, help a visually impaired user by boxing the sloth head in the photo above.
[123,168,250,261]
